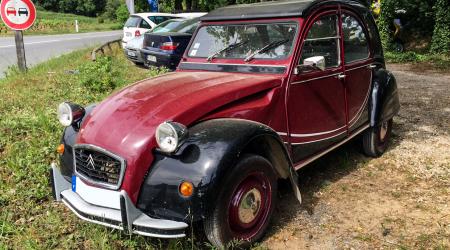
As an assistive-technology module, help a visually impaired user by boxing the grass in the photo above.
[0,10,121,36]
[385,51,450,70]
[0,47,198,249]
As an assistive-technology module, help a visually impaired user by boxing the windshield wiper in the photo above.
[207,40,248,62]
[244,38,290,62]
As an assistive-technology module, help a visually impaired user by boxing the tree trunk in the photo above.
[185,0,192,10]
[174,0,183,11]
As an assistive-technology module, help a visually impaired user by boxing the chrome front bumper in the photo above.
[50,163,188,238]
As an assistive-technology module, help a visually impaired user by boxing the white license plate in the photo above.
[127,51,136,57]
[147,55,157,62]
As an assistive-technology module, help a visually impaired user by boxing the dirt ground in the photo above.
[262,64,450,249]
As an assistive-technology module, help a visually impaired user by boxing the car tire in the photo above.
[362,118,393,157]
[204,154,277,248]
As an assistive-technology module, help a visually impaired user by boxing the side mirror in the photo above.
[294,56,326,74]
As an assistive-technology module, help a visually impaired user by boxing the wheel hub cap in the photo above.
[238,188,262,224]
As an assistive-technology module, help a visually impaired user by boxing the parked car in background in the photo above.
[122,13,207,48]
[52,0,399,248]
[140,17,201,70]
[124,36,145,65]
[122,13,180,48]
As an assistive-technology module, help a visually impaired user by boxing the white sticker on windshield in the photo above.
[193,43,200,49]
[190,49,198,56]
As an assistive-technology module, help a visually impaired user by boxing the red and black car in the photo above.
[51,0,399,247]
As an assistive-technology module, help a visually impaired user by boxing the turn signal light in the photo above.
[179,181,194,197]
[160,42,179,51]
[56,144,65,155]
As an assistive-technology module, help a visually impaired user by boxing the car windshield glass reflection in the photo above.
[187,23,297,60]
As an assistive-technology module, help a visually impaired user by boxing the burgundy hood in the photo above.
[77,71,282,202]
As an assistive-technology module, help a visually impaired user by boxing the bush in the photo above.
[430,0,450,54]
[77,56,123,92]
[115,2,130,24]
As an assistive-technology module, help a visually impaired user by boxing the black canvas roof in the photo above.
[201,0,369,21]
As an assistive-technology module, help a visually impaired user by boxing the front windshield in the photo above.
[187,22,297,60]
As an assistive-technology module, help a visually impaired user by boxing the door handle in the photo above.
[368,64,377,69]
[337,74,346,79]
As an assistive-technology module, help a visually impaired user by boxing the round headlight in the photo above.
[57,102,73,127]
[156,121,188,153]
[57,102,85,127]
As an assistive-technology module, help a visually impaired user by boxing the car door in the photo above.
[287,11,347,163]
[341,12,373,132]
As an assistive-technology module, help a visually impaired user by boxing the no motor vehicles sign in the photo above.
[1,0,36,30]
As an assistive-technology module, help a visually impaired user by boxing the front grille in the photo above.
[74,145,125,189]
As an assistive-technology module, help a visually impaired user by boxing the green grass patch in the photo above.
[0,10,121,36]
[0,47,198,249]
[385,51,450,70]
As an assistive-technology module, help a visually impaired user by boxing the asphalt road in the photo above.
[0,30,122,76]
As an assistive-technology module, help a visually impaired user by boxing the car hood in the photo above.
[76,71,282,201]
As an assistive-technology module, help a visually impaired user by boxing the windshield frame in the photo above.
[186,20,300,62]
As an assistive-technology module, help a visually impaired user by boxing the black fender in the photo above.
[370,68,400,127]
[136,118,301,223]
[59,104,97,178]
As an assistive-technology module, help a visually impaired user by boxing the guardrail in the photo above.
[91,39,122,61]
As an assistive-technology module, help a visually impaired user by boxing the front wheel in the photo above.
[362,119,393,157]
[204,154,277,248]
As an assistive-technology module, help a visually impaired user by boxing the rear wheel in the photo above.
[362,119,393,157]
[204,154,277,248]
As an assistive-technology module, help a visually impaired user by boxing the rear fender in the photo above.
[136,119,301,222]
[370,68,400,127]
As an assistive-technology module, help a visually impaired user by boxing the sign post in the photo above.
[0,0,37,72]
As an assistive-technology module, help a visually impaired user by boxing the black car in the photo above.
[140,18,200,70]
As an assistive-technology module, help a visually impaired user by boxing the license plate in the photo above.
[127,51,136,57]
[72,175,76,192]
[147,55,157,62]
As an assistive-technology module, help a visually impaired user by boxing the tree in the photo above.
[430,0,450,53]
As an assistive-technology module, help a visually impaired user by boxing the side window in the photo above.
[139,19,151,29]
[342,14,369,63]
[300,15,340,69]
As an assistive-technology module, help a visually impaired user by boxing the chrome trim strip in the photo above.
[291,130,347,145]
[290,125,346,138]
[291,73,341,85]
[305,36,340,41]
[179,62,286,69]
[294,124,370,170]
[345,63,371,72]
[73,144,126,190]
[277,132,288,136]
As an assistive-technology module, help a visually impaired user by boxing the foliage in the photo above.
[377,0,436,51]
[430,0,450,54]
[116,2,131,24]
[78,56,122,92]
[0,10,120,36]
[385,51,450,69]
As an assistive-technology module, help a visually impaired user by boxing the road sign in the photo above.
[1,0,36,30]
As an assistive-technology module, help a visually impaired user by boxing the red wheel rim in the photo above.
[228,172,272,240]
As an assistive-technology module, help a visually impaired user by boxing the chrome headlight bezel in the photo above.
[155,121,188,153]
[57,102,85,127]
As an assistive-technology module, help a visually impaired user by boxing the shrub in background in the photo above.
[78,56,123,92]
[430,0,450,54]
